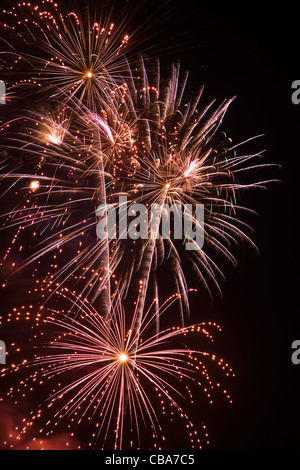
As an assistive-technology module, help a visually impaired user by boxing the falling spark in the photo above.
[29,180,40,191]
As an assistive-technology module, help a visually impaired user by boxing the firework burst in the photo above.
[0,0,131,107]
[1,57,275,323]
[102,58,275,330]
[0,290,234,450]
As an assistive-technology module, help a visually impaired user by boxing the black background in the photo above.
[0,0,299,451]
[156,0,298,450]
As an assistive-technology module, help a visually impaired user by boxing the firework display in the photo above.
[0,1,277,451]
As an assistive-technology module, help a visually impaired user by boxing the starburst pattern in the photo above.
[0,290,234,450]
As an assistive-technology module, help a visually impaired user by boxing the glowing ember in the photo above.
[29,180,40,190]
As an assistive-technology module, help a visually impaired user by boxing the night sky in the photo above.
[0,0,298,452]
[171,1,298,450]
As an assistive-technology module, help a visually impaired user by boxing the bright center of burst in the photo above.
[49,133,61,145]
[118,352,129,363]
[86,71,93,78]
[165,183,171,189]
[30,180,40,190]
